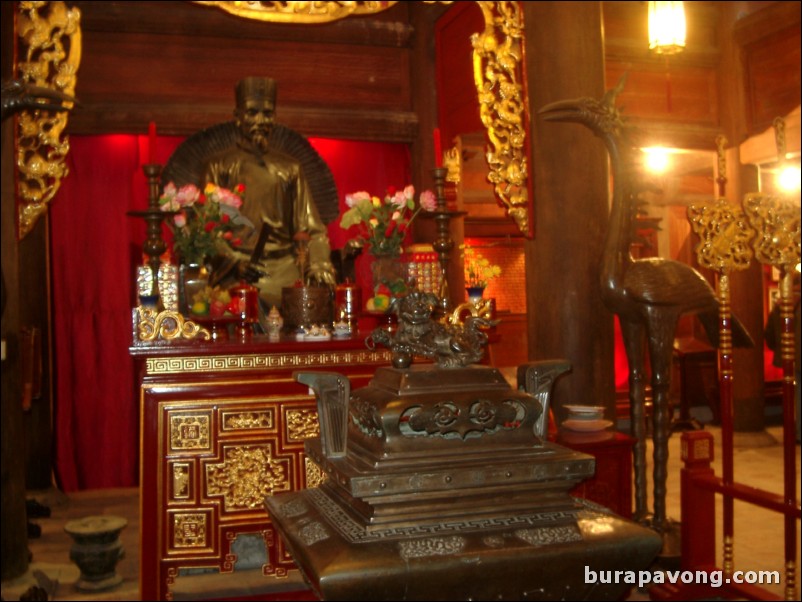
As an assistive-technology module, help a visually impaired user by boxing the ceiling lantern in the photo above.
[648,1,687,55]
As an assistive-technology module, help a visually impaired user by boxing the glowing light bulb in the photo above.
[643,147,671,173]
[777,165,801,193]
[648,2,687,55]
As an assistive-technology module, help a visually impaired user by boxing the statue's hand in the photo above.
[238,261,268,283]
[308,266,336,288]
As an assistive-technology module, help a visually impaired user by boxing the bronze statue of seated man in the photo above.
[202,76,336,308]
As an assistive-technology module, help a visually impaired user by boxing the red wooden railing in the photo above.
[651,134,800,601]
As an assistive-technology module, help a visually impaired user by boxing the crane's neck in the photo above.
[599,130,634,288]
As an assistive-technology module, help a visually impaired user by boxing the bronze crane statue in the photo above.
[539,79,753,535]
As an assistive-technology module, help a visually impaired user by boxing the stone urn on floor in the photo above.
[64,515,127,592]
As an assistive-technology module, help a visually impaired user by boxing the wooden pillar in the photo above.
[1,0,31,581]
[20,217,54,488]
[730,160,767,433]
[523,2,616,421]
[716,3,770,433]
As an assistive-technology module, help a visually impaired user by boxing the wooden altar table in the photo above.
[130,330,392,601]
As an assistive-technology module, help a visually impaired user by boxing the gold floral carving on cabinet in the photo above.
[206,446,288,510]
[173,513,207,548]
[170,414,211,451]
[15,1,81,239]
[286,409,320,442]
[171,463,191,500]
[222,410,274,431]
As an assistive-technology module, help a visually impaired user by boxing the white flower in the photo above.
[345,190,371,208]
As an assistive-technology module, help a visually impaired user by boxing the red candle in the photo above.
[433,127,442,168]
[148,121,157,164]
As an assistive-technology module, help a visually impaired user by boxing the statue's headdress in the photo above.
[235,77,277,107]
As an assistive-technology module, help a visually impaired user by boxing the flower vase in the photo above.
[466,286,486,304]
[180,263,210,316]
[367,253,408,314]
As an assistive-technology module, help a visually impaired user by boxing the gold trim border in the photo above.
[145,349,393,376]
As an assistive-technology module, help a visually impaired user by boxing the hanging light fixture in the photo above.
[648,1,687,55]
[648,1,686,113]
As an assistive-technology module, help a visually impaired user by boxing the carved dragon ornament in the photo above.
[14,1,81,239]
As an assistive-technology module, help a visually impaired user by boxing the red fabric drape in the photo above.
[50,134,409,491]
[51,135,145,491]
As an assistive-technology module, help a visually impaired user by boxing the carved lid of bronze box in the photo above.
[296,361,594,532]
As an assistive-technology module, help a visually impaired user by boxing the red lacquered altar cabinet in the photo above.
[130,329,391,601]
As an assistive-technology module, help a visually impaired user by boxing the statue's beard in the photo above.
[250,129,271,153]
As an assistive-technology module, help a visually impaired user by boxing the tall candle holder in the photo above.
[128,164,172,303]
[127,163,209,343]
[427,166,466,315]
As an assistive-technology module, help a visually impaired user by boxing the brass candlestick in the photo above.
[428,166,465,314]
[128,163,209,343]
[128,163,172,302]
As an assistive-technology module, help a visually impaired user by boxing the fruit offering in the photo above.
[190,286,233,318]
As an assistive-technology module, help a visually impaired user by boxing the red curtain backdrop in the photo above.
[49,134,409,491]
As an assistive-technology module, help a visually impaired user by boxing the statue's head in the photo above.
[234,77,277,152]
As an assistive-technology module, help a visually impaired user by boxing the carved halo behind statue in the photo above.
[162,121,340,225]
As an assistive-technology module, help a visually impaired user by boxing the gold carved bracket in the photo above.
[15,1,81,239]
[194,1,532,237]
[136,306,211,342]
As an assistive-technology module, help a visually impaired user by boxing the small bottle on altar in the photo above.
[335,279,361,335]
[266,306,283,341]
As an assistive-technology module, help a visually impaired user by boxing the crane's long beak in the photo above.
[27,84,78,113]
[538,99,581,122]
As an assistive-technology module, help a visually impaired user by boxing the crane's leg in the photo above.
[647,316,679,534]
[621,319,649,523]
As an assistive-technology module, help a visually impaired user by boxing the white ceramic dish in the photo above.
[562,418,614,432]
[566,412,604,421]
[563,405,605,415]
